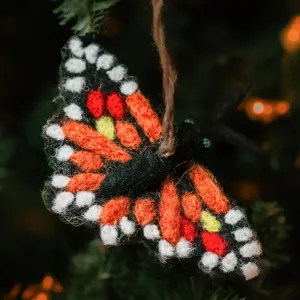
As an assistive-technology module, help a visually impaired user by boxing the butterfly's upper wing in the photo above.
[42,36,261,281]
[43,36,163,224]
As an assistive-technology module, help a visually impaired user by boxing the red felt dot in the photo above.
[106,93,125,120]
[201,231,227,256]
[86,90,105,118]
[181,218,196,242]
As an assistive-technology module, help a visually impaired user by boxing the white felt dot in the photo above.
[101,225,118,245]
[52,192,74,213]
[221,252,237,273]
[176,238,193,258]
[63,103,83,120]
[143,224,160,240]
[107,65,126,82]
[224,209,244,225]
[241,262,260,281]
[65,58,86,73]
[56,145,74,161]
[51,175,70,188]
[200,252,219,271]
[64,77,85,93]
[158,239,175,258]
[233,227,253,242]
[84,44,100,64]
[84,205,102,221]
[120,81,138,95]
[240,241,262,258]
[75,191,95,207]
[119,217,136,235]
[45,124,65,140]
[96,54,114,70]
[69,37,84,57]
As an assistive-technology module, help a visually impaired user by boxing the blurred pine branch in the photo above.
[57,240,244,300]
[54,0,121,35]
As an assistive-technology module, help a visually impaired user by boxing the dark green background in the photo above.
[1,0,300,299]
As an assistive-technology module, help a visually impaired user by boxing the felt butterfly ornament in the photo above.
[43,36,262,281]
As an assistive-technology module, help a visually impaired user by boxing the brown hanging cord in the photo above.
[152,0,177,158]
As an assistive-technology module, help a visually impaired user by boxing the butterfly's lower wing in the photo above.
[87,164,261,281]
[181,165,262,281]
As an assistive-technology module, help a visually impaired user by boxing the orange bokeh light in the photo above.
[276,101,290,114]
[42,276,53,291]
[35,292,48,300]
[52,282,63,293]
[235,181,259,201]
[252,101,265,114]
[264,104,273,116]
[287,29,300,42]
[6,276,63,300]
[282,15,300,52]
[8,284,21,299]
[22,288,34,299]
[245,97,290,123]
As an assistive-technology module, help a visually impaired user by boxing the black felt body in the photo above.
[97,122,205,200]
[98,147,174,200]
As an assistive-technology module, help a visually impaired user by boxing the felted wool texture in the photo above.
[201,211,221,232]
[69,150,103,172]
[95,116,115,140]
[42,35,262,281]
[116,121,142,150]
[159,180,181,245]
[182,192,201,223]
[100,197,130,225]
[86,90,105,118]
[42,35,163,230]
[119,216,136,235]
[106,93,126,120]
[126,92,162,143]
[180,218,197,242]
[134,199,156,226]
[97,146,175,200]
[58,36,141,115]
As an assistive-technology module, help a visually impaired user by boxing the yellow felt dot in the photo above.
[95,116,115,140]
[201,211,221,232]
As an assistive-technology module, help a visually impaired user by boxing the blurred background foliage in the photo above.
[1,0,300,299]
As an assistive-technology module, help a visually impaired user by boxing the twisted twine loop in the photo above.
[152,0,177,158]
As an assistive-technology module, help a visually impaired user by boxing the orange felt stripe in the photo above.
[100,196,130,225]
[189,165,229,214]
[159,180,181,245]
[134,198,156,225]
[182,192,201,222]
[116,121,141,150]
[66,173,105,193]
[70,151,103,172]
[126,92,162,143]
[62,120,131,163]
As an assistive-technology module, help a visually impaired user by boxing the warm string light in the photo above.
[276,101,290,115]
[5,276,63,300]
[281,15,300,53]
[243,97,290,123]
[34,293,48,300]
[252,101,264,115]
[6,284,21,299]
[233,181,260,202]
[294,155,300,169]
